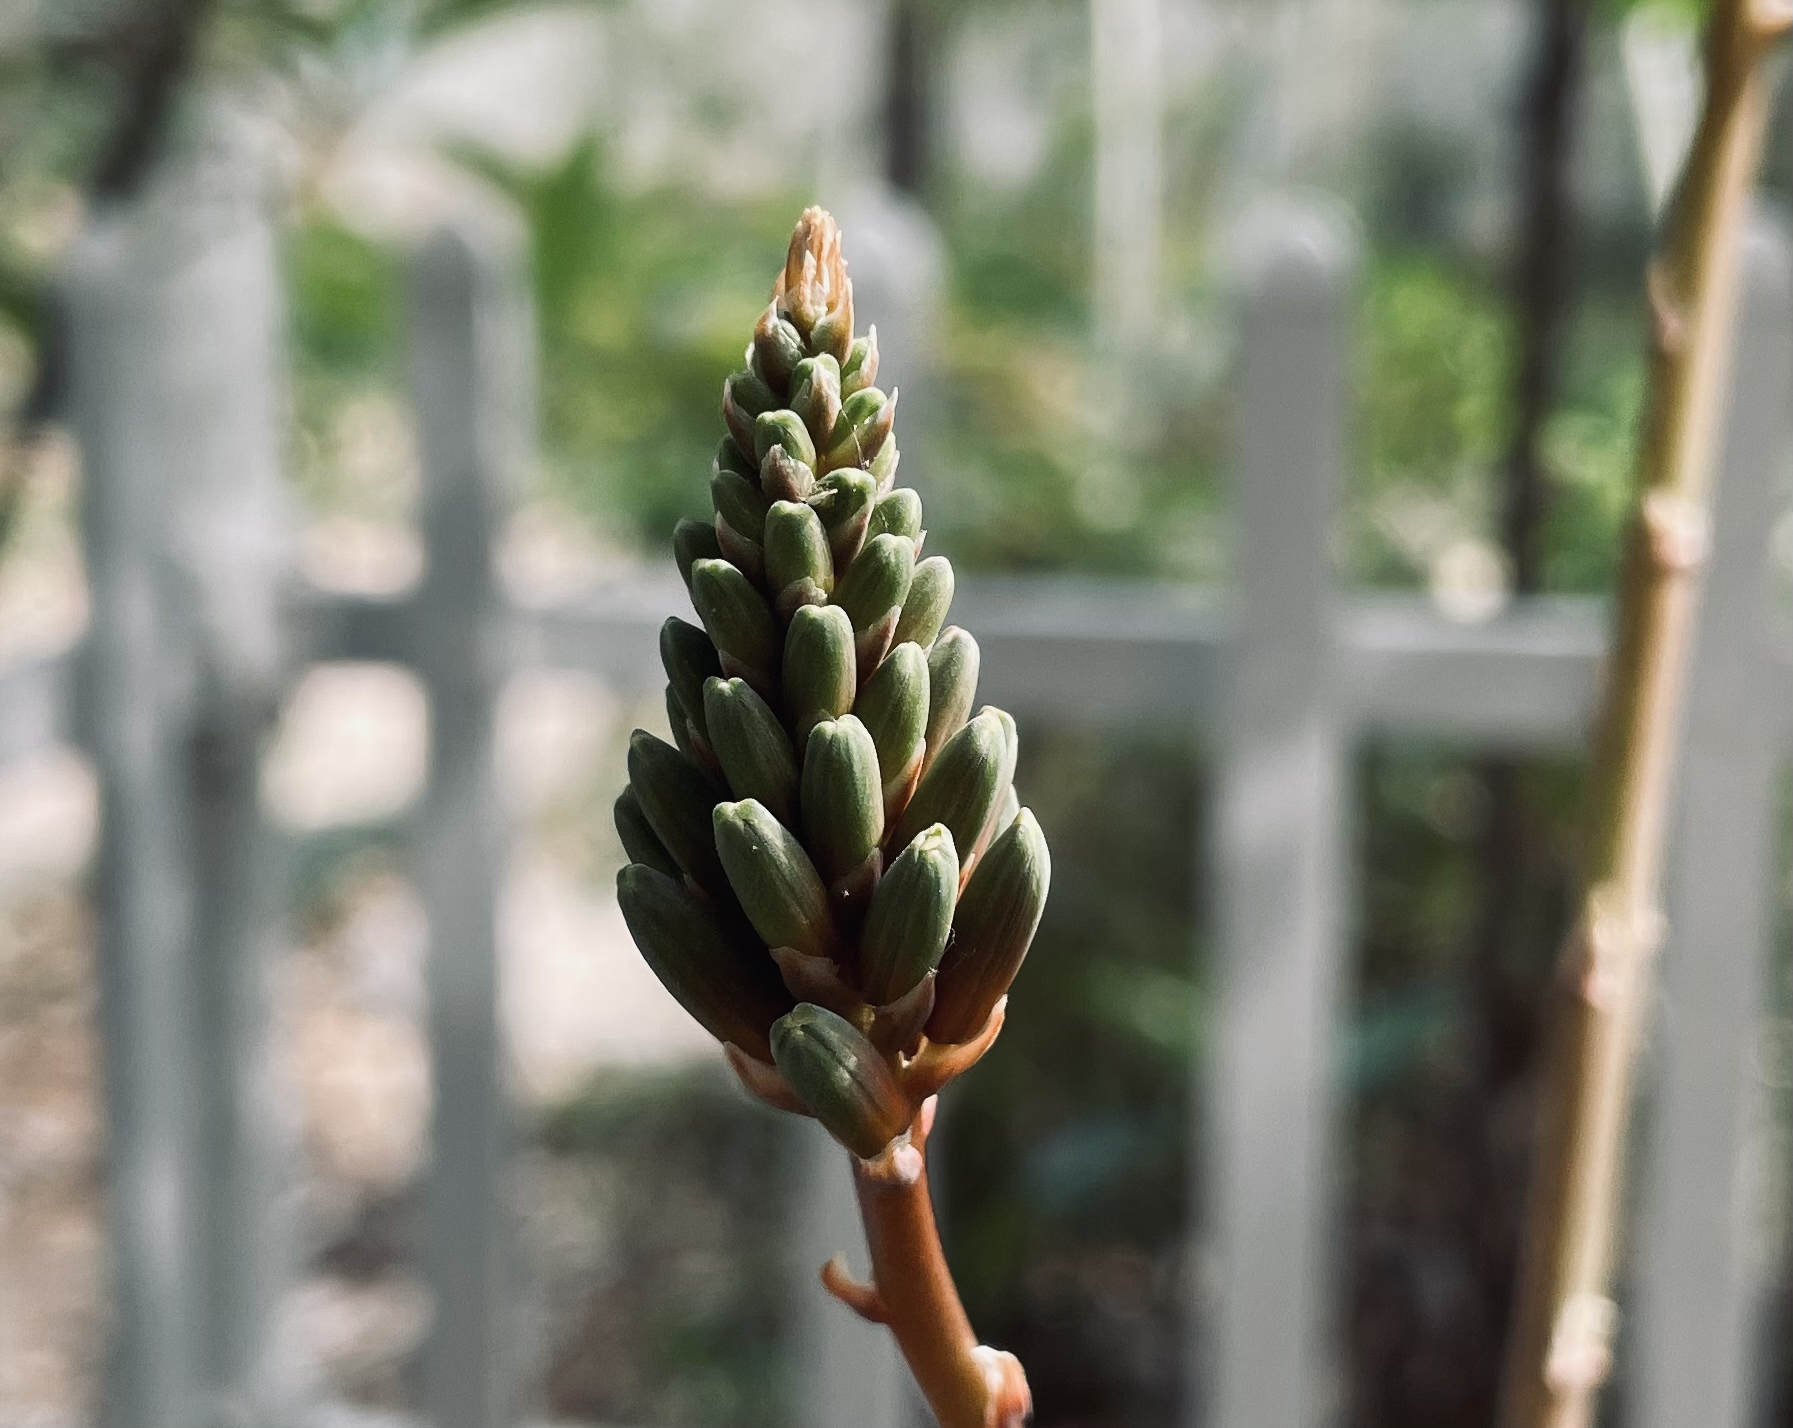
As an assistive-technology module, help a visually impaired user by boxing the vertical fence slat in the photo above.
[791,1128,907,1428]
[161,139,295,1428]
[1201,201,1357,1428]
[1637,212,1793,1428]
[68,210,202,1428]
[69,122,295,1428]
[412,223,528,1428]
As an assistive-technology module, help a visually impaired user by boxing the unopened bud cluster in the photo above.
[617,208,1050,1161]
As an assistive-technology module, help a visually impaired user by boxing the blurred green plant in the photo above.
[1350,252,1651,596]
[927,78,1230,580]
[936,747,1192,1425]
[1354,257,1513,587]
[465,140,804,545]
[538,1065,791,1428]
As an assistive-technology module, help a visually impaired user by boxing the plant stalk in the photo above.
[1496,4,1788,1426]
[830,1099,1030,1428]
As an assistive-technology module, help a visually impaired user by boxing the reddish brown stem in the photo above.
[845,1100,1030,1428]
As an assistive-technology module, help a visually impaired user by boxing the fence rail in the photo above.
[4,133,1789,1428]
[299,577,1793,737]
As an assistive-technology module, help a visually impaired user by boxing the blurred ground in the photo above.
[0,666,786,1426]
[0,885,103,1427]
[0,459,780,1425]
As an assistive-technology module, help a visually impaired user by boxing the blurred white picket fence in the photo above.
[2,138,1789,1428]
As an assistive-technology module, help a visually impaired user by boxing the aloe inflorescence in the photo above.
[615,207,1050,1166]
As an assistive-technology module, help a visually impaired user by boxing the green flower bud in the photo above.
[790,354,842,445]
[714,516,766,587]
[704,676,799,829]
[891,708,1007,854]
[974,708,1020,862]
[614,786,680,881]
[807,468,878,569]
[660,617,722,744]
[723,370,777,455]
[867,488,922,546]
[800,715,884,884]
[832,532,915,636]
[893,555,953,649]
[689,558,778,680]
[711,466,770,544]
[627,729,727,898]
[666,684,710,773]
[859,824,958,1006]
[617,863,793,1063]
[822,386,897,472]
[754,409,817,470]
[929,809,1050,1043]
[869,437,900,493]
[773,584,826,623]
[764,500,834,613]
[992,782,1021,836]
[713,799,836,960]
[809,292,854,365]
[673,518,723,589]
[771,1003,912,1158]
[777,207,844,333]
[841,327,879,396]
[715,436,756,481]
[761,444,816,503]
[854,642,929,811]
[854,609,901,686]
[752,304,806,391]
[783,604,857,747]
[925,626,980,759]
[989,706,1020,784]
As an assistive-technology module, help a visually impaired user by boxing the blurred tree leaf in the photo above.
[288,219,399,375]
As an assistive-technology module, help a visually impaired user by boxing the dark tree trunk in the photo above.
[1469,0,1588,1400]
[1501,0,1587,595]
[885,0,930,196]
[89,0,214,204]
[16,0,214,437]
[1348,3,1590,1424]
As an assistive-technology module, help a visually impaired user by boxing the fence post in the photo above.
[159,123,294,1428]
[1636,212,1793,1428]
[67,201,203,1428]
[69,117,297,1428]
[411,221,529,1428]
[1199,199,1357,1428]
[790,1127,909,1427]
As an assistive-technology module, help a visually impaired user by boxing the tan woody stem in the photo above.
[829,1098,1031,1428]
[1496,4,1789,1426]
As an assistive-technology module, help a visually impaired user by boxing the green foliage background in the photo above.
[3,0,1785,1422]
[266,5,1787,1423]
